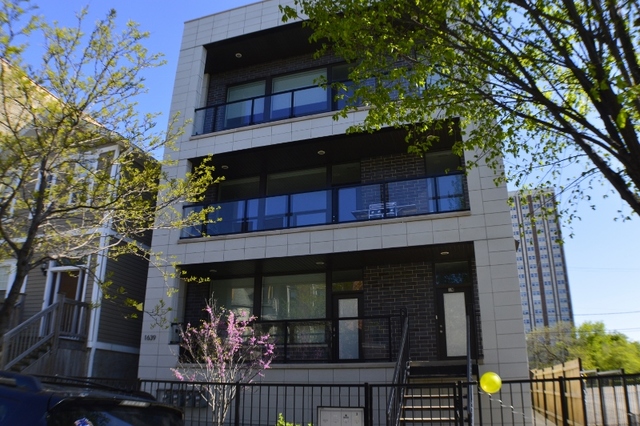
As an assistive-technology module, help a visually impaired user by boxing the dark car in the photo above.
[0,370,184,425]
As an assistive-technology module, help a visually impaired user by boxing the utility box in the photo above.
[318,407,364,426]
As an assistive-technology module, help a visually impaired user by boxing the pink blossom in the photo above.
[172,301,275,425]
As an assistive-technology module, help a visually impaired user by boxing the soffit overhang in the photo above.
[182,242,475,279]
[204,22,319,74]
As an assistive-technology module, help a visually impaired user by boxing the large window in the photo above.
[271,69,328,119]
[225,80,266,129]
[261,273,326,321]
[266,168,326,196]
[222,64,345,129]
[0,263,15,300]
[218,176,260,201]
[425,151,462,175]
[210,278,255,320]
[424,151,465,212]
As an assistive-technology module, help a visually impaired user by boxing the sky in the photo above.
[22,0,640,342]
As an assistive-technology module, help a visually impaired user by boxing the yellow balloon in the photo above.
[479,372,502,394]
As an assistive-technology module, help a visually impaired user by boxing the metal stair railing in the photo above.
[386,309,410,426]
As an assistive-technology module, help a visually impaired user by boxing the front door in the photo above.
[44,266,87,337]
[332,294,362,360]
[47,268,86,305]
[436,286,474,359]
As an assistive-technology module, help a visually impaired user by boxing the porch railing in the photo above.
[251,314,404,364]
[1,296,89,371]
[182,173,468,238]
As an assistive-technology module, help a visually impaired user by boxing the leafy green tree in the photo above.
[526,322,575,370]
[527,322,640,373]
[573,322,640,373]
[281,0,640,221]
[0,0,216,336]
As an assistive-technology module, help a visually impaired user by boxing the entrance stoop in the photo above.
[399,361,478,425]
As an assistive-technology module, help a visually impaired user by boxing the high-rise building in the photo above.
[509,189,574,333]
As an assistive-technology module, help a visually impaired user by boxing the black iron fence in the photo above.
[51,372,640,426]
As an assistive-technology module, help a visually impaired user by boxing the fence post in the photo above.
[234,382,241,426]
[455,381,464,426]
[621,373,636,426]
[559,377,570,426]
[364,382,371,426]
[579,374,588,426]
[597,375,608,426]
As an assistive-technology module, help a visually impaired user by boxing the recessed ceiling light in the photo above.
[440,251,450,256]
[209,269,217,273]
[235,52,242,58]
[317,150,325,155]
[221,165,229,170]
[316,261,325,265]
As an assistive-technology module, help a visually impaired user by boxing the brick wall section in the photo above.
[363,260,482,362]
[363,261,438,361]
[361,153,425,183]
[357,153,427,215]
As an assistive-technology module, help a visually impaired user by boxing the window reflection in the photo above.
[210,277,254,320]
[261,273,325,321]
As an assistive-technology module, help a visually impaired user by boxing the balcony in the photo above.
[193,82,353,136]
[181,173,467,238]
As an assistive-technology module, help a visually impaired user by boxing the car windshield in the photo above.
[47,400,183,426]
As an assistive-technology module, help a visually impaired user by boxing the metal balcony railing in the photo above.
[251,314,404,364]
[193,82,354,135]
[181,173,468,238]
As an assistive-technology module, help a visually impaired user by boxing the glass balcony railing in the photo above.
[181,173,467,238]
[192,82,354,135]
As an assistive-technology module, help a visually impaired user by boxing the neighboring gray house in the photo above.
[0,142,150,379]
[139,0,529,386]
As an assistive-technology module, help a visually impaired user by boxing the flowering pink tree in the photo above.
[172,302,275,426]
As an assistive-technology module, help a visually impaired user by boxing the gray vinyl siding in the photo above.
[22,270,47,320]
[97,252,147,347]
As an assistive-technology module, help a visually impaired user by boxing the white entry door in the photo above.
[334,295,361,360]
[437,287,473,358]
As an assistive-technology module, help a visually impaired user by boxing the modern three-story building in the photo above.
[138,0,529,390]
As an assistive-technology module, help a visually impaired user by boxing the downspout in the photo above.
[87,233,109,377]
